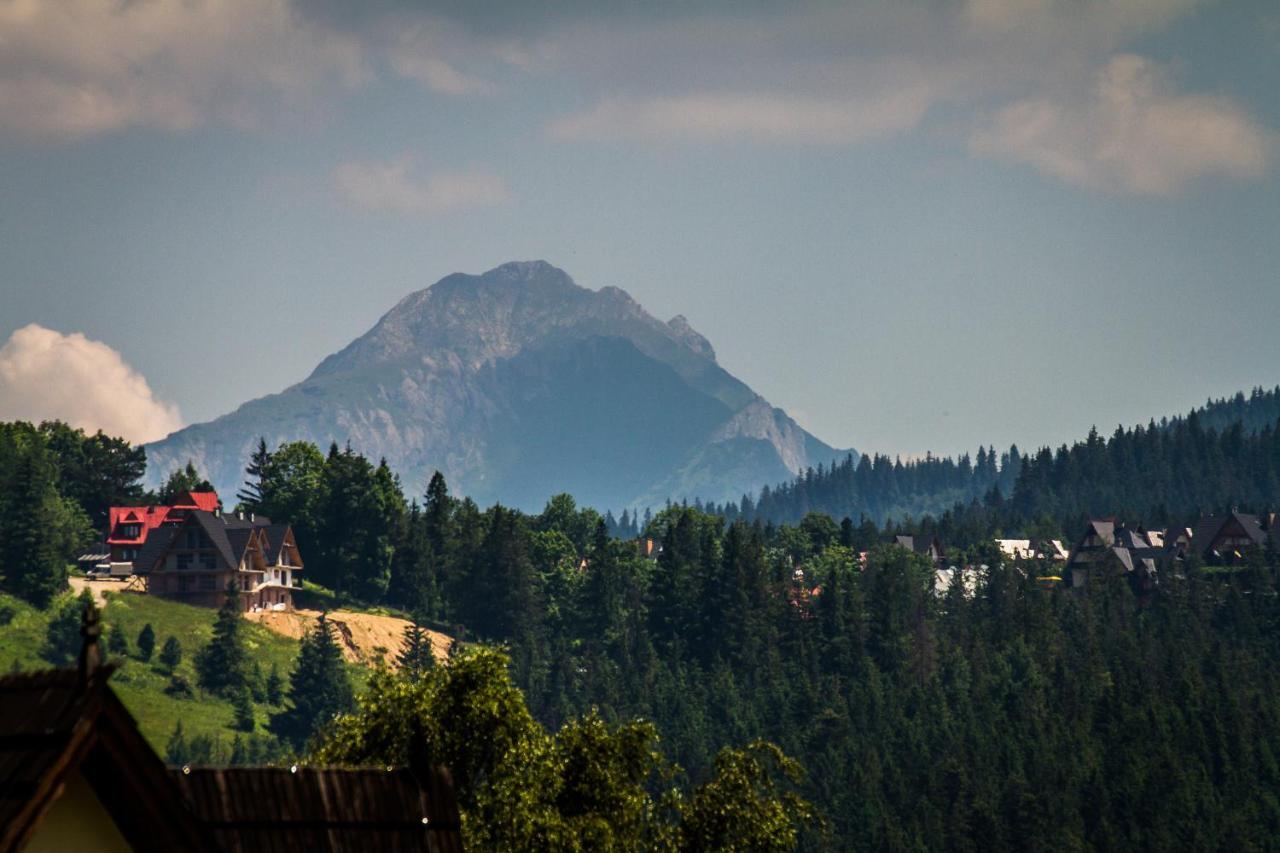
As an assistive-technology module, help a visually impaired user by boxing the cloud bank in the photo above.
[0,324,183,444]
[332,155,511,215]
[970,55,1271,195]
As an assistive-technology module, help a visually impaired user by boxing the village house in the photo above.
[994,538,1069,562]
[1064,512,1279,593]
[1184,511,1271,564]
[0,605,462,853]
[892,534,945,566]
[1064,519,1163,592]
[131,508,302,612]
[97,491,220,578]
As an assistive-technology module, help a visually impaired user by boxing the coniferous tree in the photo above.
[159,635,182,672]
[269,614,354,748]
[106,622,128,656]
[232,686,255,733]
[195,582,249,696]
[396,616,434,679]
[165,720,189,766]
[265,662,284,705]
[136,623,156,662]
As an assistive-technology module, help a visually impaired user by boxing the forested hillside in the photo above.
[711,386,1280,533]
[9,404,1280,849]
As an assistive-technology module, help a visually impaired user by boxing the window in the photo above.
[178,576,190,593]
[199,575,216,591]
[186,530,199,549]
[177,553,192,571]
[201,553,218,570]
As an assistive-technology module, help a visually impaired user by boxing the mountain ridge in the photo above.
[145,261,846,510]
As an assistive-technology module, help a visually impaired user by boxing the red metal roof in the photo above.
[106,491,221,546]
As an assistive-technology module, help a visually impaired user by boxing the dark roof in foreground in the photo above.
[174,766,463,853]
[0,660,208,851]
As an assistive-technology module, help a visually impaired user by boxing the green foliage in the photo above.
[164,673,195,699]
[231,685,255,732]
[194,582,248,696]
[265,662,283,705]
[269,614,354,749]
[157,461,215,505]
[0,422,92,606]
[677,741,819,852]
[43,589,93,665]
[106,621,129,656]
[166,720,189,765]
[136,623,156,662]
[396,617,434,679]
[315,647,811,851]
[159,635,182,672]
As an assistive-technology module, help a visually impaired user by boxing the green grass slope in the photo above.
[0,588,367,759]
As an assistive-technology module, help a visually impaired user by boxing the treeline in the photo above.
[709,389,1280,543]
[701,445,1022,527]
[0,422,104,605]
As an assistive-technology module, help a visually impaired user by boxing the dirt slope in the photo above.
[245,608,451,667]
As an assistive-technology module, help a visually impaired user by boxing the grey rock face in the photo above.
[145,261,847,511]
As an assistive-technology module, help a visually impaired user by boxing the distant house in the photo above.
[893,534,944,566]
[0,605,462,853]
[1187,511,1269,564]
[994,538,1068,562]
[1065,519,1163,592]
[131,509,303,612]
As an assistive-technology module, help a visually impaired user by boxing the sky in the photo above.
[1,0,1278,461]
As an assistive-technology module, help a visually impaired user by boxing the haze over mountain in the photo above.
[144,261,844,511]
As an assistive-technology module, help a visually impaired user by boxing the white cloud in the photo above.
[331,155,511,215]
[970,55,1272,195]
[547,86,935,145]
[0,0,365,139]
[0,324,183,444]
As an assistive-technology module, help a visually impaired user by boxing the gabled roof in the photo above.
[259,524,293,567]
[173,766,462,853]
[1190,511,1268,556]
[0,612,209,852]
[131,526,179,574]
[172,491,220,512]
[188,510,238,569]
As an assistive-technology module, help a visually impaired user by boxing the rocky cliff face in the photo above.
[145,261,847,511]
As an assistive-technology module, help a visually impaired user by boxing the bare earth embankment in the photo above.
[244,608,451,667]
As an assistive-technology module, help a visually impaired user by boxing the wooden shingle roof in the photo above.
[173,766,463,853]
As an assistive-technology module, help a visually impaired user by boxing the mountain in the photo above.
[144,261,845,511]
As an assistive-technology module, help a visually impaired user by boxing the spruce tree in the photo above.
[269,614,355,749]
[396,617,434,679]
[136,623,156,662]
[232,685,255,733]
[195,582,248,696]
[159,635,182,672]
[165,720,189,766]
[106,622,129,656]
[265,662,284,705]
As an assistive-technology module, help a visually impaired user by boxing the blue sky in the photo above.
[1,0,1277,460]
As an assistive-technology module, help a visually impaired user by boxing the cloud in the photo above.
[0,0,365,140]
[331,155,511,215]
[547,86,935,145]
[0,324,183,444]
[970,55,1272,195]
